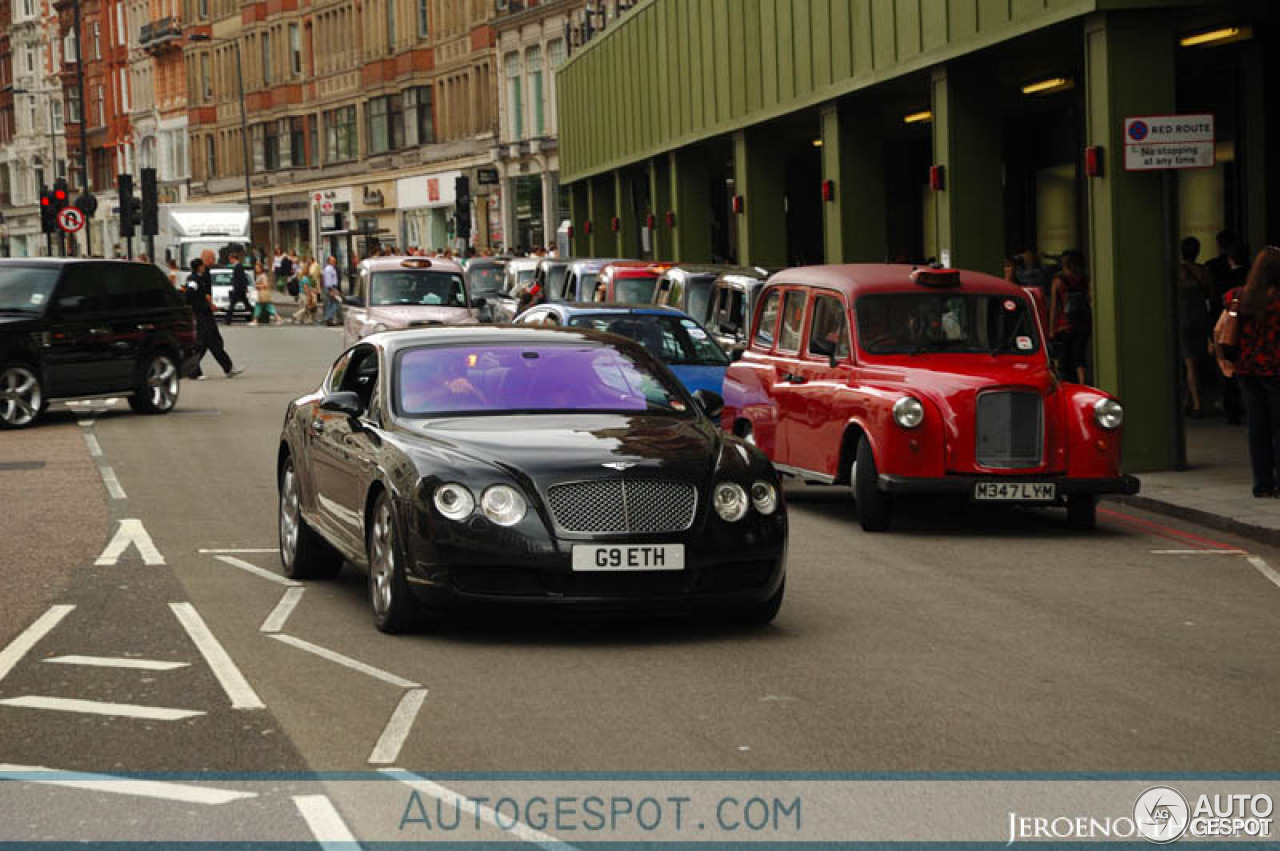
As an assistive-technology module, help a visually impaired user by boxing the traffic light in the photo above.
[454,175,472,243]
[117,173,138,238]
[140,167,158,236]
[39,188,56,234]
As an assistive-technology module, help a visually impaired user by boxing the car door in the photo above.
[765,288,813,470]
[129,265,188,374]
[99,263,154,390]
[42,264,116,397]
[309,349,364,548]
[783,292,855,477]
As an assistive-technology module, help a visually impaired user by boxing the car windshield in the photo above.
[568,314,729,366]
[371,271,467,307]
[210,270,233,287]
[683,279,716,324]
[508,268,536,293]
[856,292,1041,355]
[468,265,504,294]
[396,343,693,417]
[613,276,658,304]
[0,267,60,314]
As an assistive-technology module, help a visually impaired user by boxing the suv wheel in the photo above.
[0,364,44,430]
[129,353,180,415]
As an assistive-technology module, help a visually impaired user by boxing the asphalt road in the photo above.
[3,324,1279,844]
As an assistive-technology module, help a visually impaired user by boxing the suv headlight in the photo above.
[1094,398,1124,430]
[481,485,527,527]
[714,482,749,522]
[433,483,475,521]
[750,481,778,515]
[893,396,925,429]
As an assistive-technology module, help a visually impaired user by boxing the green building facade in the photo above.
[557,0,1279,472]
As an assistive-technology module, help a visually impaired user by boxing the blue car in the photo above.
[514,303,729,397]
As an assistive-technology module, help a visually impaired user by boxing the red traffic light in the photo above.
[41,196,51,206]
[54,189,67,201]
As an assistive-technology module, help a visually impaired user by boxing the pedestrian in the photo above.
[1209,238,1250,423]
[1177,237,1214,418]
[226,252,253,325]
[1049,249,1092,385]
[322,255,342,326]
[271,245,285,288]
[166,258,180,289]
[185,254,243,379]
[293,258,320,324]
[251,261,281,325]
[285,250,301,299]
[1233,247,1280,498]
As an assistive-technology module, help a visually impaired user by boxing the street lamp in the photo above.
[187,32,252,220]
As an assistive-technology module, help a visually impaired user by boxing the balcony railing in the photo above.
[140,17,181,52]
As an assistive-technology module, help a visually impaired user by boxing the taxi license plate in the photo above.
[974,482,1057,502]
[571,544,685,572]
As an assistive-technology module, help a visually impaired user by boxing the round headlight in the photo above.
[1094,398,1124,430]
[750,481,778,515]
[713,482,749,522]
[433,483,475,521]
[481,485,527,527]
[893,396,925,429]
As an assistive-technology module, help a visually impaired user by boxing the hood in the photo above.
[399,413,721,488]
[368,305,477,327]
[667,364,727,397]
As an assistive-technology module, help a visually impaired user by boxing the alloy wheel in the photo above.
[280,465,300,566]
[146,356,179,411]
[370,502,396,617]
[0,366,42,427]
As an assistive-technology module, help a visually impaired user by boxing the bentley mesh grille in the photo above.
[546,480,697,534]
[975,391,1044,469]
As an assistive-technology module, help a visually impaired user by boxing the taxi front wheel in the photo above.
[853,436,892,532]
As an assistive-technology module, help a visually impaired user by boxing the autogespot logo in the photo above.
[1134,786,1190,844]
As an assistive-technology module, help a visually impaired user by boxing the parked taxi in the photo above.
[721,264,1139,531]
[594,261,670,304]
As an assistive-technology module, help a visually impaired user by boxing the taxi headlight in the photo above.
[714,482,749,522]
[750,481,778,515]
[481,485,527,527]
[1094,398,1124,430]
[893,396,925,429]
[433,483,475,521]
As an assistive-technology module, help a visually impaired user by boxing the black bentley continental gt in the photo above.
[277,326,787,632]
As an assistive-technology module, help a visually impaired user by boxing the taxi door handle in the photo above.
[781,372,808,385]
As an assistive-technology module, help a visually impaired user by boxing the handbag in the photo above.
[1212,297,1241,377]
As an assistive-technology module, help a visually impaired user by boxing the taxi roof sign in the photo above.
[910,267,961,288]
[401,258,433,269]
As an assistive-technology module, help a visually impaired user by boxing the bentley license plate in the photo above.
[974,482,1057,502]
[572,544,685,572]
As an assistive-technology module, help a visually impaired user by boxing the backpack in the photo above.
[1064,288,1091,328]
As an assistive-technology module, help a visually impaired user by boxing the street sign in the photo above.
[477,167,500,186]
[57,206,86,233]
[1124,114,1215,171]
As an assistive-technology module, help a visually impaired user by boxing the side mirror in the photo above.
[719,320,739,336]
[691,389,725,420]
[810,337,840,368]
[343,294,365,308]
[729,347,745,363]
[320,391,364,418]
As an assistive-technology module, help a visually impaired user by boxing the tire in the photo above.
[367,491,422,634]
[0,363,44,430]
[278,456,344,580]
[853,436,892,532]
[1066,495,1098,531]
[734,579,785,625]
[129,352,180,415]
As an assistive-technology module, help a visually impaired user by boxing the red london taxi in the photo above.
[595,262,670,304]
[720,264,1140,531]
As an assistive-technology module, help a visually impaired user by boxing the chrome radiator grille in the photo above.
[546,480,698,533]
[975,391,1044,469]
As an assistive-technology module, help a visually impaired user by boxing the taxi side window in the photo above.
[808,295,851,360]
[776,290,808,352]
[754,289,781,348]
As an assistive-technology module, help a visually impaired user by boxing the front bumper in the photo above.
[877,473,1141,499]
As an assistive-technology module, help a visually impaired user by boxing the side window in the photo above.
[99,264,138,312]
[541,312,560,327]
[753,289,781,348]
[53,266,103,316]
[776,289,808,353]
[134,267,181,309]
[808,295,851,361]
[358,269,371,302]
[339,346,379,412]
[327,352,352,393]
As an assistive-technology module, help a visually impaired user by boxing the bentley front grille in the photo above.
[546,480,697,534]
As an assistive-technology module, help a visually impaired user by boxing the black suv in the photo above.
[0,259,197,429]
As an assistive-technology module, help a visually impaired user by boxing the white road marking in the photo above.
[44,655,189,671]
[170,602,265,710]
[269,634,419,689]
[260,587,305,633]
[0,605,75,685]
[0,764,255,805]
[77,419,95,427]
[215,554,300,587]
[95,518,165,565]
[1247,556,1280,591]
[83,433,103,457]
[98,465,126,499]
[383,769,577,851]
[368,688,428,765]
[198,547,279,554]
[0,695,203,721]
[293,794,360,848]
[1150,549,1248,555]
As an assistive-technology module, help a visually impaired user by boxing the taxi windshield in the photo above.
[856,292,1040,356]
[396,344,693,417]
[613,276,659,304]
[371,271,467,308]
[467,265,504,294]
